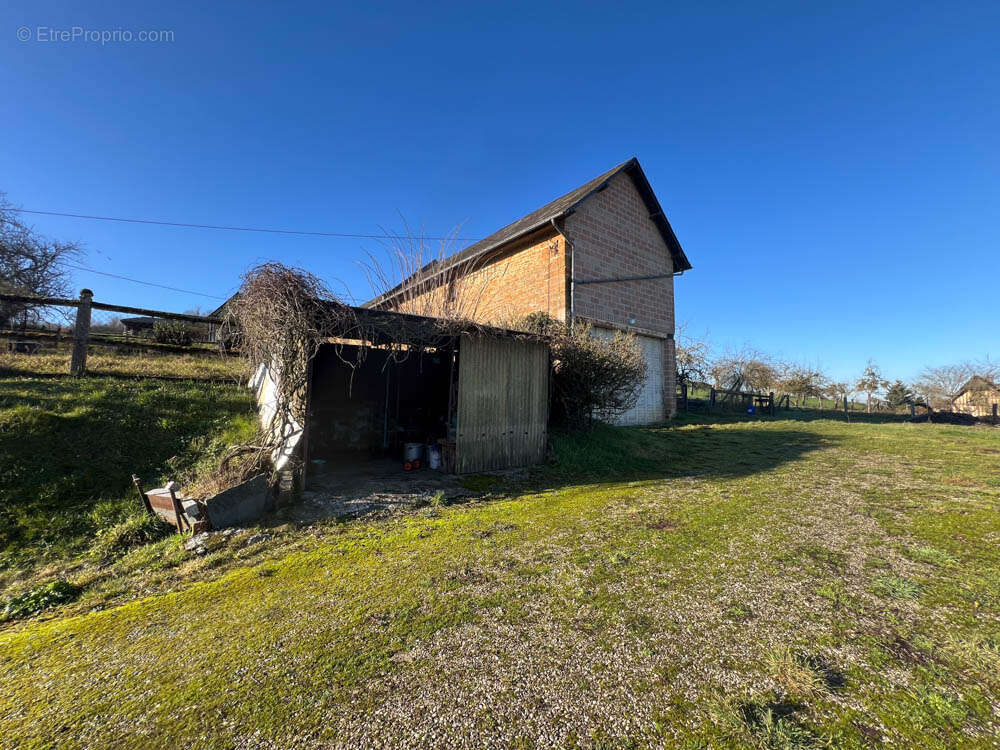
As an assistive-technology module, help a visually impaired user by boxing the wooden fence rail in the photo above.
[1,289,230,375]
[0,292,222,325]
[0,327,226,353]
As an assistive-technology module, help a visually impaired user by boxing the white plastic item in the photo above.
[403,442,424,463]
[427,444,442,470]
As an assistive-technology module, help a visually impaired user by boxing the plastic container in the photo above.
[427,444,442,470]
[403,442,425,464]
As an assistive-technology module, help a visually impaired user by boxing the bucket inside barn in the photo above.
[403,442,424,463]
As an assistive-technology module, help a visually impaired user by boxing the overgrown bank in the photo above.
[0,374,255,580]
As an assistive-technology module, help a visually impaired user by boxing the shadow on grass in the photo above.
[675,407,917,425]
[269,417,837,530]
[534,420,834,489]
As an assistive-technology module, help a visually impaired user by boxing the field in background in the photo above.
[1,289,245,382]
[684,383,876,414]
[1,371,998,748]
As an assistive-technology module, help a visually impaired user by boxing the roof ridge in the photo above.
[366,157,689,308]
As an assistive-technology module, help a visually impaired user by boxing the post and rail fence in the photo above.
[0,289,243,380]
[676,383,776,415]
[674,383,933,421]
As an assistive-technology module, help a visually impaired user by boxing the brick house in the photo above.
[366,158,691,424]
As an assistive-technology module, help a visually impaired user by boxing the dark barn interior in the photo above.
[306,341,458,467]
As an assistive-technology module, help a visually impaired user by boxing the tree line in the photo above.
[675,326,997,413]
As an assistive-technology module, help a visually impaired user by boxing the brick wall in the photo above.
[564,172,677,417]
[566,172,675,333]
[390,227,567,326]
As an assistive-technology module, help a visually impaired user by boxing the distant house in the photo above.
[367,157,691,425]
[952,376,1000,418]
[121,316,158,336]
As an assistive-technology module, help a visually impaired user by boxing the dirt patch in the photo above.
[879,630,935,667]
[291,460,482,523]
[475,523,518,538]
[645,518,681,531]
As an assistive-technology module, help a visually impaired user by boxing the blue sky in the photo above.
[2,0,997,382]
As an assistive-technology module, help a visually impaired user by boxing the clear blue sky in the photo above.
[2,1,997,382]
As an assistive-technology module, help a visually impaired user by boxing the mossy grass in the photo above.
[1,372,999,747]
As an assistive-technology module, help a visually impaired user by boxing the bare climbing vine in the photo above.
[219,263,355,482]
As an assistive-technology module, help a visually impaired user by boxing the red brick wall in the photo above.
[391,227,567,326]
[566,172,675,333]
[564,172,677,417]
[382,171,680,418]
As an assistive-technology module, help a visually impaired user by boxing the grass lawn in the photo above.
[0,373,255,573]
[1,383,999,748]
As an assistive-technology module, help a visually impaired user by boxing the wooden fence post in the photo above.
[131,474,154,516]
[70,289,93,376]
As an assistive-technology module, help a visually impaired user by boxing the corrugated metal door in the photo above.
[592,328,665,425]
[455,334,549,473]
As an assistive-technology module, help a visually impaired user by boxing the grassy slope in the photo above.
[0,374,254,570]
[0,348,249,381]
[1,415,998,748]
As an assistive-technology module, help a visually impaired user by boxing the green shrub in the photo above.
[1,579,82,621]
[92,513,174,562]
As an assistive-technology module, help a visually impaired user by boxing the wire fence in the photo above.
[0,290,248,382]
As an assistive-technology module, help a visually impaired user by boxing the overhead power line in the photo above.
[13,208,483,242]
[66,263,228,300]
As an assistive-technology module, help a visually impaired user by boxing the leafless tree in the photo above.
[856,360,889,413]
[710,346,781,393]
[359,219,507,322]
[826,380,852,407]
[779,365,828,408]
[915,359,1000,410]
[675,323,711,386]
[0,194,80,327]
